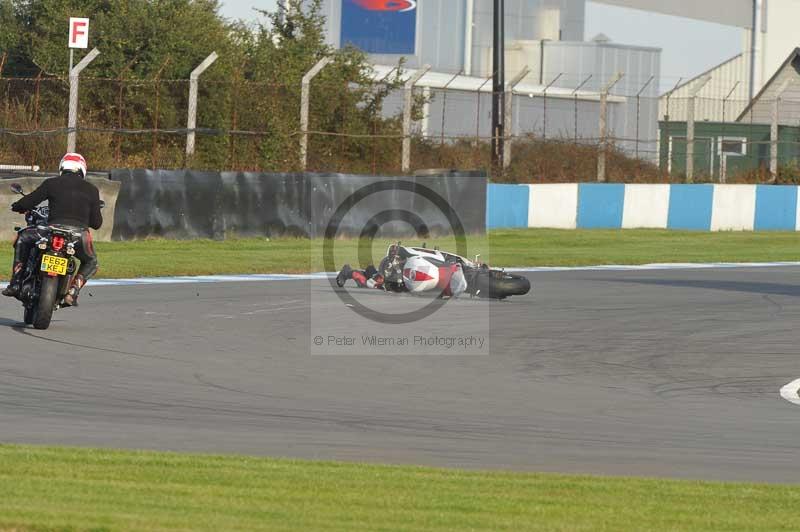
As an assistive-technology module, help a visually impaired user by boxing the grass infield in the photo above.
[1,445,799,531]
[0,229,798,279]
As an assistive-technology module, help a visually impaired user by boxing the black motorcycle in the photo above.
[8,183,101,329]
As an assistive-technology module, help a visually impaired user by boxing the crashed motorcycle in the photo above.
[338,243,531,300]
[7,183,98,329]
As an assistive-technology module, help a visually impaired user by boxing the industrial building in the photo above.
[654,0,800,123]
[318,1,800,167]
[660,48,800,181]
[319,0,662,159]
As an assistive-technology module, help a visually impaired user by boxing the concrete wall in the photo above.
[0,177,120,242]
[487,182,800,231]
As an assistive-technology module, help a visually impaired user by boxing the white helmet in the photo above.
[59,153,87,178]
[403,256,468,297]
[403,256,441,293]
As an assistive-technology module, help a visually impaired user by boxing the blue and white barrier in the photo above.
[487,183,800,231]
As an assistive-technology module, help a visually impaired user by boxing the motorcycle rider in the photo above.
[2,153,102,306]
[336,264,385,289]
[336,243,468,297]
[336,243,399,289]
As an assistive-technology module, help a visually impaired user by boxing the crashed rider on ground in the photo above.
[336,242,401,290]
[336,243,469,297]
[2,153,102,307]
[337,264,385,289]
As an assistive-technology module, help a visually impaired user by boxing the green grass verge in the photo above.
[1,445,798,531]
[1,229,799,279]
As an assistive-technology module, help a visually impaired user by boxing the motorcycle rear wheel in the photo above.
[32,276,58,330]
[23,305,34,325]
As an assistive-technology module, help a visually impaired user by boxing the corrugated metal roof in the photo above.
[737,47,800,122]
[370,65,627,103]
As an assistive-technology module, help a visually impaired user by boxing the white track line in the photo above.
[88,273,330,287]
[780,379,800,406]
[84,262,800,287]
[509,261,800,272]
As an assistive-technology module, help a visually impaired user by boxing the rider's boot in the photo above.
[62,274,85,307]
[2,262,23,298]
[336,265,353,287]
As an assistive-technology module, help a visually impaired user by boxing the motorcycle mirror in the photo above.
[10,183,23,195]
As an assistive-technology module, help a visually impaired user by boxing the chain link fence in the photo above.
[2,65,797,184]
[660,93,800,184]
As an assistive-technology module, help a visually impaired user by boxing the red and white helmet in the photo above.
[59,153,87,178]
[402,256,467,297]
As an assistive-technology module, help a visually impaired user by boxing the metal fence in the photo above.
[660,92,800,184]
[2,56,796,183]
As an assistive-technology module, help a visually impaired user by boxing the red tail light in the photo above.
[51,235,65,251]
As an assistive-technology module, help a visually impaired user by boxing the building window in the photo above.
[718,137,747,157]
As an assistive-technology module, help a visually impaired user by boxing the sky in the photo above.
[218,0,744,93]
[584,2,742,92]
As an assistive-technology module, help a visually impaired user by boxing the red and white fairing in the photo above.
[402,251,467,297]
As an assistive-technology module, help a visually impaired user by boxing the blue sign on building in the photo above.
[340,0,417,55]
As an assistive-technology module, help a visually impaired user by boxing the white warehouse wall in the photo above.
[319,0,586,75]
[762,0,800,89]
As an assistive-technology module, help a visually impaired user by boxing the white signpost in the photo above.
[66,17,98,152]
[68,18,90,72]
[69,18,89,48]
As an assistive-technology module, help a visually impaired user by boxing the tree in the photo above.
[1,0,411,172]
[0,0,23,73]
[228,0,406,171]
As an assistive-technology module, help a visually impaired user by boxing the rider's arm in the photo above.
[88,188,103,230]
[11,180,49,213]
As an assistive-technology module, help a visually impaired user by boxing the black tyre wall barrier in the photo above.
[110,170,487,240]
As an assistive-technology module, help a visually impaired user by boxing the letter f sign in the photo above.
[69,18,90,49]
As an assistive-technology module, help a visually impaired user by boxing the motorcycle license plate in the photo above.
[41,255,68,276]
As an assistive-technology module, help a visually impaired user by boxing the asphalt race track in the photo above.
[2,266,800,483]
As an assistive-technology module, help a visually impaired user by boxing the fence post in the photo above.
[67,48,100,153]
[542,73,563,140]
[401,64,431,173]
[685,75,711,183]
[503,66,530,169]
[421,86,431,138]
[0,53,6,137]
[475,72,494,147]
[596,72,623,183]
[300,57,333,171]
[635,75,655,159]
[185,52,218,159]
[440,70,461,149]
[719,81,740,183]
[770,81,791,183]
[721,81,740,124]
[572,75,592,143]
[663,77,682,175]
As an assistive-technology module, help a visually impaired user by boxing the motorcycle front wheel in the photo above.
[471,270,531,299]
[32,276,58,330]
